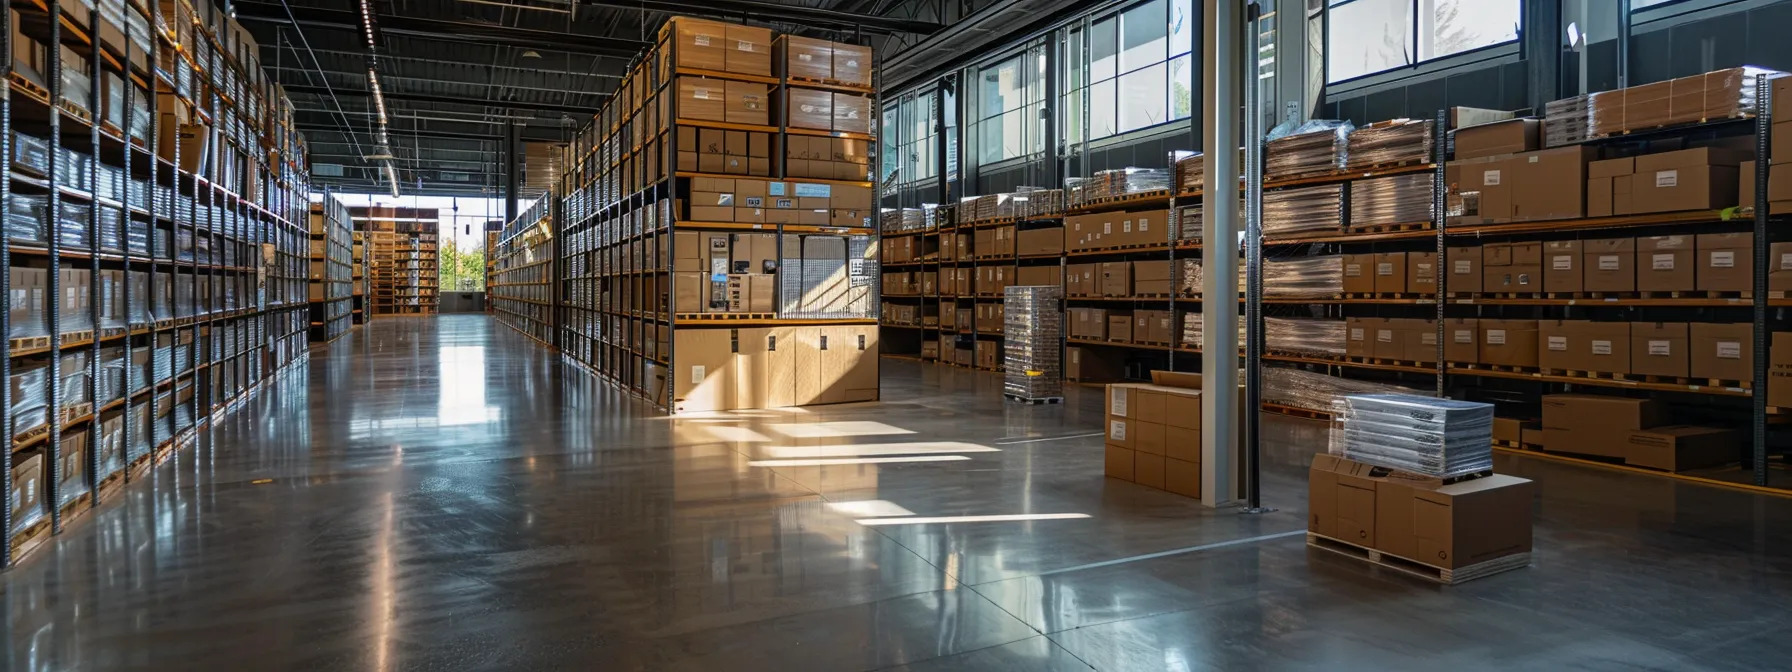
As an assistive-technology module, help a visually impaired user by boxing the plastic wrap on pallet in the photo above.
[1345,119,1433,170]
[1333,394,1494,478]
[1266,317,1346,355]
[8,192,47,244]
[1172,150,1204,193]
[1067,168,1170,206]
[1003,285,1064,400]
[59,350,89,411]
[58,428,90,505]
[1262,367,1423,414]
[1178,258,1203,296]
[9,362,48,439]
[1182,312,1203,348]
[1349,174,1434,229]
[1261,255,1343,296]
[1265,120,1352,178]
[1263,184,1342,236]
[1703,66,1783,120]
[1543,94,1590,147]
[1177,205,1202,241]
[12,132,49,175]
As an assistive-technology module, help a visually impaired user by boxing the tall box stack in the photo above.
[1002,285,1063,401]
[1334,394,1495,478]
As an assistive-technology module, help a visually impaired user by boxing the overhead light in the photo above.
[856,513,1092,526]
[521,50,541,59]
[368,70,388,125]
[363,153,395,161]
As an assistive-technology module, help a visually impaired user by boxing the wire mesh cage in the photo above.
[778,233,878,319]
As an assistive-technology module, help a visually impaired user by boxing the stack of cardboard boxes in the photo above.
[1104,375,1205,498]
[773,35,872,87]
[675,127,773,176]
[670,324,877,412]
[684,177,873,228]
[671,230,778,314]
[1064,209,1169,251]
[1309,454,1534,574]
[1340,252,1436,295]
[785,136,871,181]
[1532,394,1739,471]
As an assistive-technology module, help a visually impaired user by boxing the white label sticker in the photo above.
[1598,255,1621,271]
[737,40,755,52]
[1421,332,1437,346]
[1376,329,1393,343]
[1139,220,1150,231]
[1711,251,1735,268]
[690,365,706,384]
[1487,330,1507,345]
[1123,220,1134,233]
[1345,263,1361,277]
[1350,328,1364,341]
[1110,420,1127,441]
[1518,273,1534,286]
[694,35,712,46]
[798,53,814,62]
[1649,340,1671,356]
[1717,342,1741,359]
[1655,170,1678,188]
[1110,388,1128,416]
[1547,335,1567,351]
[693,88,711,100]
[1592,340,1612,355]
[1103,222,1112,234]
[1552,255,1573,271]
[1652,253,1676,270]
[1453,260,1472,274]
[1782,252,1792,270]
[1377,263,1394,276]
[1483,170,1502,186]
[1454,329,1473,344]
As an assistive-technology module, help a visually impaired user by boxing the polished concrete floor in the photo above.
[6,315,1792,671]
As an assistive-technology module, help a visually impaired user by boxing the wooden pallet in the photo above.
[1447,362,1539,375]
[1342,293,1425,300]
[10,71,49,105]
[58,101,94,125]
[1268,228,1348,241]
[1706,378,1753,390]
[13,422,49,446]
[1632,374,1694,386]
[1541,369,1628,381]
[1133,293,1172,300]
[1072,242,1169,254]
[1005,394,1064,405]
[60,330,94,346]
[1482,292,1544,299]
[673,312,775,321]
[1638,290,1750,300]
[57,403,93,426]
[785,75,872,91]
[1307,532,1531,585]
[1604,114,1752,137]
[1347,220,1434,234]
[10,334,51,353]
[58,491,94,523]
[1072,189,1173,210]
[9,515,52,561]
[1344,158,1430,172]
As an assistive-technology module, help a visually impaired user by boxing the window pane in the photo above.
[1120,0,1167,73]
[981,57,1022,119]
[980,114,1004,164]
[1062,90,1083,148]
[1031,50,1047,105]
[1421,0,1519,60]
[881,104,900,182]
[944,85,958,181]
[1091,17,1117,81]
[1065,29,1085,91]
[1002,108,1028,160]
[1171,0,1193,56]
[1169,55,1192,120]
[1326,0,1412,83]
[1091,79,1117,139]
[1118,62,1168,132]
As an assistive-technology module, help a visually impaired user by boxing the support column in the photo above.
[504,122,522,224]
[1200,0,1241,508]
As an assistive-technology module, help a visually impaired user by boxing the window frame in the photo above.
[1322,0,1523,95]
[1060,0,1196,151]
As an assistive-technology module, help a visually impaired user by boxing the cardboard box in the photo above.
[1406,252,1437,295]
[1512,146,1596,221]
[1133,420,1167,457]
[1690,322,1751,382]
[785,87,832,130]
[1444,318,1478,364]
[1372,470,1535,569]
[1133,260,1172,296]
[1582,238,1635,293]
[1772,332,1792,408]
[1404,319,1440,363]
[1479,319,1538,368]
[1133,452,1167,489]
[1587,157,1636,218]
[1107,314,1133,342]
[1451,155,1513,222]
[1445,247,1480,295]
[832,93,873,134]
[1101,262,1133,297]
[1373,252,1408,294]
[1541,394,1665,458]
[1740,160,1792,210]
[1453,117,1539,160]
[1017,227,1062,256]
[672,328,736,412]
[1625,426,1738,472]
[1345,317,1378,359]
[1542,240,1581,293]
[678,76,727,121]
[669,18,728,71]
[1541,320,1630,375]
[779,35,833,81]
[1372,318,1407,360]
[673,272,707,313]
[1164,458,1201,499]
[1631,147,1747,214]
[1342,254,1375,294]
[1637,235,1695,292]
[1632,322,1690,378]
[11,453,42,523]
[1493,417,1523,444]
[1106,444,1134,481]
[1067,346,1125,382]
[1308,454,1379,546]
[1696,232,1752,292]
[833,42,872,87]
[724,24,773,76]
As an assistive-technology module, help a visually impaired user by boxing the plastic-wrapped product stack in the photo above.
[1003,285,1064,401]
[1261,255,1343,296]
[1334,394,1495,478]
[1543,95,1589,147]
[1266,317,1347,355]
[1265,120,1353,178]
[1178,258,1202,297]
[1345,119,1433,170]
[1263,185,1343,236]
[1262,368,1422,414]
[1176,205,1202,242]
[1067,168,1171,207]
[1172,150,1204,193]
[1349,174,1434,230]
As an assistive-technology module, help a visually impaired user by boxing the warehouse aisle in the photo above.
[5,315,1792,671]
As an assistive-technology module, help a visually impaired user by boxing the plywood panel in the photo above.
[791,326,822,406]
[766,327,796,408]
[673,328,735,412]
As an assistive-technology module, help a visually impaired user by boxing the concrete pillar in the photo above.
[1200,0,1241,508]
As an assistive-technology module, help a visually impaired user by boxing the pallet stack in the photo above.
[544,15,881,413]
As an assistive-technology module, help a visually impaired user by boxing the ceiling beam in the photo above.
[578,0,941,34]
[295,122,569,143]
[235,1,648,58]
[281,84,602,115]
[269,65,606,98]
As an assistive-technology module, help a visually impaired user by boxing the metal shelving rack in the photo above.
[547,17,881,412]
[307,188,352,342]
[4,0,310,568]
[492,193,554,347]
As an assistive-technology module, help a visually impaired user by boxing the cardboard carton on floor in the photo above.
[1541,394,1665,458]
[1310,454,1536,570]
[1493,417,1524,444]
[1625,426,1738,472]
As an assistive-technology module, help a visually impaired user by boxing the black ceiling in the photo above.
[238,0,963,196]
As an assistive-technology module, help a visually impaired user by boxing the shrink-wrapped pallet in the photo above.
[1003,285,1063,400]
[1349,174,1434,230]
[1333,394,1494,478]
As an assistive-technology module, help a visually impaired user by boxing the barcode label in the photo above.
[1483,170,1502,186]
[1454,260,1471,274]
[1377,263,1394,276]
[1109,420,1127,441]
[1454,330,1473,344]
